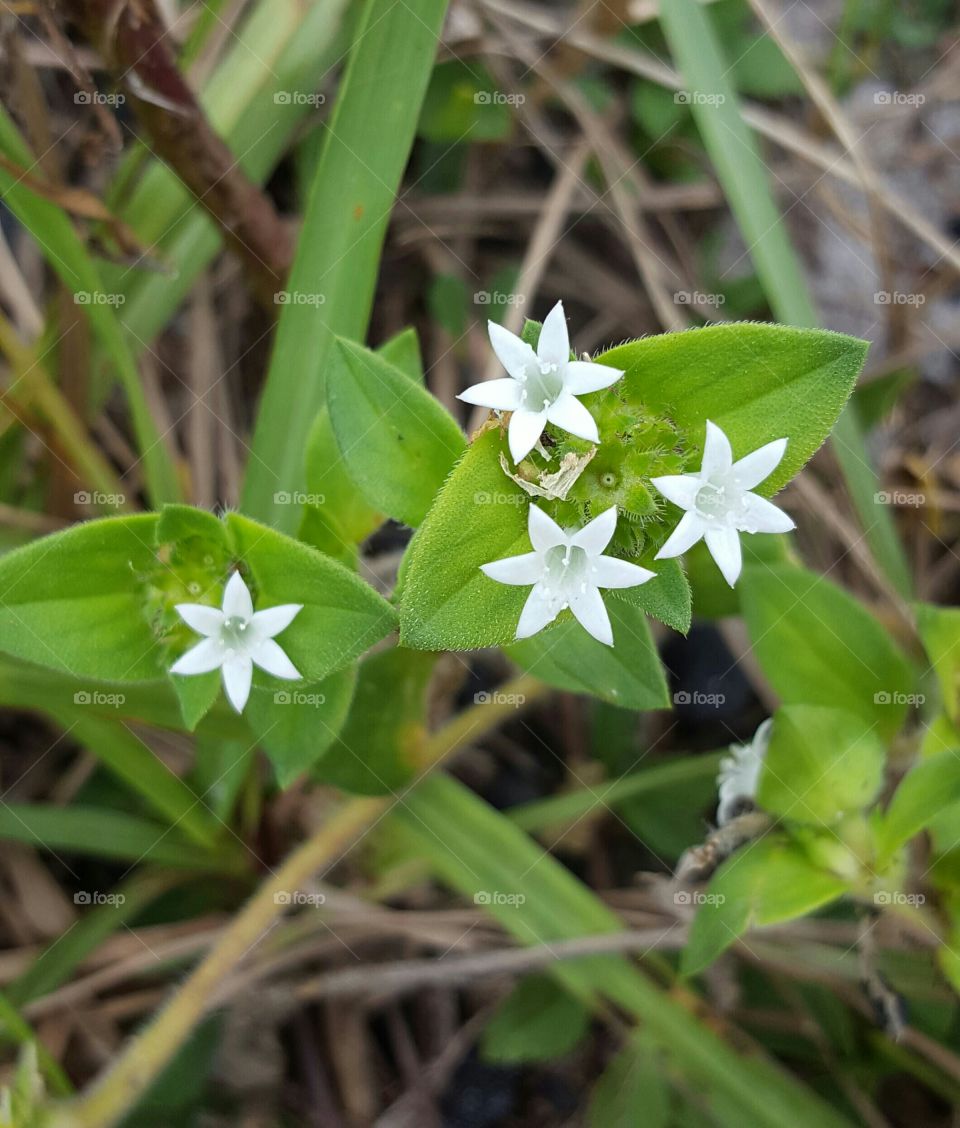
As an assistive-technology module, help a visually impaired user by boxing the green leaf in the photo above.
[326,338,465,526]
[0,805,220,869]
[508,601,669,710]
[481,975,590,1063]
[757,705,886,826]
[399,429,688,651]
[878,749,960,861]
[681,835,848,976]
[378,327,424,383]
[316,647,436,794]
[740,563,915,740]
[916,602,960,723]
[600,323,868,497]
[0,516,161,681]
[245,666,357,788]
[241,0,450,529]
[686,535,788,619]
[589,1036,670,1128]
[225,513,397,681]
[64,713,223,849]
[171,671,221,732]
[299,409,381,565]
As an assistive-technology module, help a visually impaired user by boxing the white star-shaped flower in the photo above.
[458,301,624,463]
[652,420,795,587]
[480,504,655,646]
[170,571,302,713]
[716,718,772,825]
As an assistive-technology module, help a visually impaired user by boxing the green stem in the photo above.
[49,674,547,1128]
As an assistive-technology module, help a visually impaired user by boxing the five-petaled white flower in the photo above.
[716,718,772,825]
[458,301,624,463]
[652,420,794,587]
[170,571,302,713]
[480,504,655,646]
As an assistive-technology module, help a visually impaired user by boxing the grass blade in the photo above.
[657,0,911,596]
[241,0,450,529]
[0,109,180,506]
[394,774,852,1128]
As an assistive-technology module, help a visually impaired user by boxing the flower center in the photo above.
[519,361,564,412]
[694,478,745,526]
[542,543,591,608]
[220,614,250,658]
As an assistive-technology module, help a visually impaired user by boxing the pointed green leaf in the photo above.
[326,338,465,527]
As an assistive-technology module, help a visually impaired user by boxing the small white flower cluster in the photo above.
[467,304,793,646]
[171,303,796,709]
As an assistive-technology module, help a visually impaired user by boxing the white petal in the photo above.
[516,586,558,639]
[536,301,569,368]
[508,408,547,462]
[252,639,301,680]
[175,603,223,637]
[591,556,656,589]
[222,656,253,712]
[740,493,795,534]
[701,420,733,478]
[457,377,522,412]
[222,571,253,620]
[488,320,537,381]
[570,587,613,646]
[655,510,705,558]
[545,391,599,443]
[564,360,623,395]
[171,637,224,676]
[651,474,700,511]
[528,504,566,553]
[250,604,303,643]
[481,552,544,586]
[732,438,788,491]
[704,526,743,587]
[571,506,617,554]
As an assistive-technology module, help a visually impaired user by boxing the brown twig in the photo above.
[64,0,292,308]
